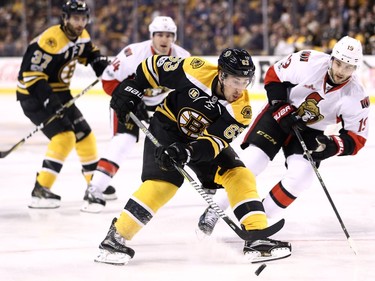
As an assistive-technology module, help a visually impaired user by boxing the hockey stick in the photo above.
[129,111,285,241]
[0,79,99,159]
[293,127,358,254]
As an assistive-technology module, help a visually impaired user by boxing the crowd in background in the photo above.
[0,0,374,57]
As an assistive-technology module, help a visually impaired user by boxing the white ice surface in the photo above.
[0,93,374,281]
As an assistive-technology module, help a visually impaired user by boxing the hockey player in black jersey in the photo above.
[16,0,110,209]
[94,48,292,265]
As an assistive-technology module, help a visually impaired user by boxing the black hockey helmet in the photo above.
[62,0,90,19]
[218,48,255,78]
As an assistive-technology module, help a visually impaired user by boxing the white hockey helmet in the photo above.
[331,36,363,67]
[149,16,177,41]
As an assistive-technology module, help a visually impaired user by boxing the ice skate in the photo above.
[81,185,106,213]
[103,185,117,200]
[94,218,135,265]
[198,206,219,235]
[243,238,291,263]
[28,181,61,209]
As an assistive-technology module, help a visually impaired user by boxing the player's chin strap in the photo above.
[129,111,285,241]
[0,79,100,159]
[293,126,358,255]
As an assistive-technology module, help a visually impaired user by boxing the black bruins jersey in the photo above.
[130,55,253,161]
[16,24,101,101]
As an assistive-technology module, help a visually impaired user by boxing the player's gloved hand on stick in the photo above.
[154,142,192,171]
[271,102,305,133]
[135,101,150,123]
[44,94,64,117]
[91,55,109,77]
[310,135,344,161]
[110,92,142,123]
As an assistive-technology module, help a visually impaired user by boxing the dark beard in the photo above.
[63,23,82,40]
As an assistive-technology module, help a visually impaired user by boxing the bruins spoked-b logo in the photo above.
[178,109,211,138]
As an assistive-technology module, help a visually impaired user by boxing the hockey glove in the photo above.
[110,93,142,124]
[271,102,304,134]
[310,135,344,161]
[154,142,192,171]
[135,101,150,123]
[91,55,109,77]
[44,94,64,117]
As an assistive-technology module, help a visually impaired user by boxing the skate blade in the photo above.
[80,201,105,213]
[102,193,117,201]
[194,228,211,241]
[28,197,60,209]
[94,249,131,265]
[245,248,291,263]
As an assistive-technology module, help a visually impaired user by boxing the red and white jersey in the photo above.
[102,40,190,106]
[266,50,370,147]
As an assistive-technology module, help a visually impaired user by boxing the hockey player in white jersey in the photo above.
[198,36,370,243]
[81,16,190,213]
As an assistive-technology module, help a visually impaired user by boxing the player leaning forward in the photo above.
[16,0,109,208]
[198,36,370,235]
[94,48,292,265]
[81,16,190,213]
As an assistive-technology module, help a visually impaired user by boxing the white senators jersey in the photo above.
[266,50,370,145]
[102,40,190,106]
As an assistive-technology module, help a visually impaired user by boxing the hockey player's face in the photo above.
[222,75,250,102]
[64,14,88,39]
[329,58,356,84]
[152,32,174,54]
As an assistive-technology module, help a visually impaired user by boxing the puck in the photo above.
[254,263,267,276]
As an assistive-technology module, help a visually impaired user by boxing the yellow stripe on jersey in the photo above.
[182,57,217,95]
[155,99,177,122]
[141,56,159,88]
[37,25,91,55]
[227,92,252,126]
[22,71,49,88]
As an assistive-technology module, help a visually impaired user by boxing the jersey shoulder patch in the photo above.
[229,92,252,126]
[38,25,70,54]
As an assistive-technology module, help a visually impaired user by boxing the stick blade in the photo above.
[224,218,285,241]
[0,140,25,159]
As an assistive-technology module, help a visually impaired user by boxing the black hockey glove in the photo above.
[44,94,64,117]
[91,55,109,77]
[271,102,305,134]
[110,92,142,124]
[135,100,150,123]
[310,135,344,161]
[154,142,192,171]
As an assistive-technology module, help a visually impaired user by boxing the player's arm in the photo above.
[264,52,308,133]
[311,96,370,161]
[155,108,249,171]
[19,44,64,115]
[101,53,137,96]
[79,36,109,77]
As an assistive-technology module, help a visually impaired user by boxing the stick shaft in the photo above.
[293,127,357,254]
[129,111,285,241]
[0,79,99,158]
